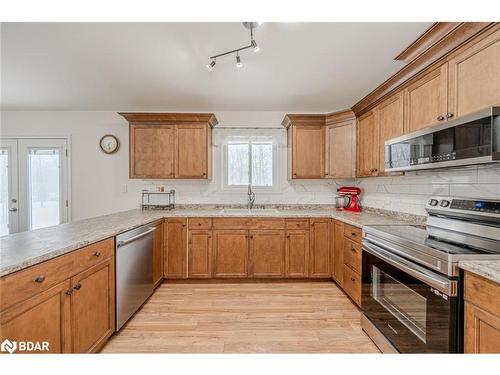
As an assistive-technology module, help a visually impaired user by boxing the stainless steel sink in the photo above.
[218,208,281,215]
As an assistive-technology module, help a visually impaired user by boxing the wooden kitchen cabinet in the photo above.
[129,124,175,178]
[357,110,379,177]
[164,218,187,279]
[152,220,164,288]
[249,230,285,278]
[309,218,331,278]
[0,280,72,353]
[377,92,405,174]
[120,112,218,180]
[464,271,500,353]
[404,63,448,133]
[325,119,356,178]
[213,230,249,278]
[285,230,310,278]
[282,115,325,179]
[70,258,115,353]
[332,220,344,286]
[447,28,500,119]
[176,124,209,178]
[188,229,212,278]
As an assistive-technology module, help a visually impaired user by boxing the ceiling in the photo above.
[1,22,432,112]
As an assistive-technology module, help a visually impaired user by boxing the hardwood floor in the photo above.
[101,281,379,353]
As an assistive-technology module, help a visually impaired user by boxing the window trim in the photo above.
[220,136,280,193]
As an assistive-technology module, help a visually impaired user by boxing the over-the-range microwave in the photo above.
[384,106,500,172]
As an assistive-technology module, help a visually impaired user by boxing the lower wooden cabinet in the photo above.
[188,230,212,278]
[249,230,285,278]
[285,230,309,278]
[70,258,115,353]
[309,218,332,278]
[213,230,249,278]
[0,280,71,353]
[152,220,164,288]
[332,220,344,286]
[342,264,361,307]
[464,271,500,353]
[164,218,187,279]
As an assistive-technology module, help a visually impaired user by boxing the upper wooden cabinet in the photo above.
[356,110,379,177]
[119,112,217,179]
[325,110,357,179]
[282,114,325,179]
[447,27,500,118]
[404,63,448,133]
[377,92,405,174]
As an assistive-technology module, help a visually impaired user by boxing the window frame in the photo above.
[221,136,280,193]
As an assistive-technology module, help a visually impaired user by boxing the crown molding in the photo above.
[281,114,326,129]
[118,112,218,127]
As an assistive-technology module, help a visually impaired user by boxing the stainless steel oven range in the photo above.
[361,196,500,353]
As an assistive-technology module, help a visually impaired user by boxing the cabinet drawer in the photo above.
[248,218,285,230]
[343,238,361,274]
[344,224,362,243]
[343,265,361,306]
[286,219,310,230]
[464,272,500,317]
[212,218,249,229]
[188,218,212,229]
[0,238,114,311]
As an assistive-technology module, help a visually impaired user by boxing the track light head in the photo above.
[251,40,260,53]
[206,59,216,71]
[236,54,243,68]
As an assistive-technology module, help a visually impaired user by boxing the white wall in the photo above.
[2,110,500,220]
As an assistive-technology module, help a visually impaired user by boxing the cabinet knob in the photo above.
[287,235,290,238]
[203,173,207,176]
[350,277,355,282]
[198,223,201,226]
[446,112,454,119]
[437,115,445,121]
[34,275,45,283]
[73,283,82,290]
[65,288,73,295]
[93,251,101,257]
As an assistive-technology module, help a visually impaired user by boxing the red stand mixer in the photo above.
[336,186,362,212]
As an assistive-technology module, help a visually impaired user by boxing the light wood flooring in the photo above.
[101,281,379,353]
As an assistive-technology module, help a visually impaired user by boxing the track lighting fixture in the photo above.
[206,59,216,71]
[206,22,261,71]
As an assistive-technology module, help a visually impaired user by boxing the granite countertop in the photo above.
[0,206,420,277]
[459,260,500,284]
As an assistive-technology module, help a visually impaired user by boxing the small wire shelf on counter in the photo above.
[141,189,175,210]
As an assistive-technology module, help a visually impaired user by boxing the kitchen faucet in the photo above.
[247,184,256,209]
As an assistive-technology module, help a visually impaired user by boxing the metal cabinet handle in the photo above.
[73,283,82,290]
[446,112,454,119]
[34,275,45,283]
[93,251,101,257]
[437,115,445,121]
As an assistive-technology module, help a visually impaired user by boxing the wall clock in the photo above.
[99,134,120,154]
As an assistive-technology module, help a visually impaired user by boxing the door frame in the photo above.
[0,136,72,231]
[0,139,19,234]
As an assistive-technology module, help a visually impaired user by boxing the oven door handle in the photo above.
[362,240,457,297]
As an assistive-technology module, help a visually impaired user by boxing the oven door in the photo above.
[362,241,459,353]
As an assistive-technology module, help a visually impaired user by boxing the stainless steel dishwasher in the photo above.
[115,224,154,330]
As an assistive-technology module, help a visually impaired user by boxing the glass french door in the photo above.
[0,138,69,235]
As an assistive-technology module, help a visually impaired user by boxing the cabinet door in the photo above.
[176,124,208,179]
[152,220,164,288]
[213,230,248,278]
[377,93,404,174]
[292,125,325,179]
[448,28,500,118]
[0,280,71,353]
[71,258,115,353]
[249,230,285,278]
[309,219,331,278]
[164,218,187,278]
[188,230,212,278]
[465,302,500,353]
[357,110,379,177]
[285,230,309,278]
[130,125,175,178]
[325,121,356,178]
[404,63,448,133]
[333,221,344,285]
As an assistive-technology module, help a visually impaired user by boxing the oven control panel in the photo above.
[426,196,500,216]
[450,199,500,213]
